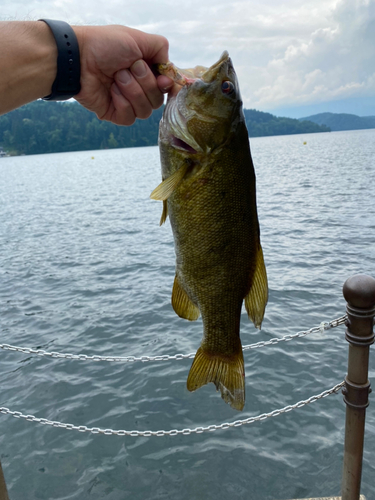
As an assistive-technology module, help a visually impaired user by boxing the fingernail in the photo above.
[157,75,174,93]
[131,60,147,78]
[117,69,132,84]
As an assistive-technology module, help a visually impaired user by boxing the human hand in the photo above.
[73,25,173,126]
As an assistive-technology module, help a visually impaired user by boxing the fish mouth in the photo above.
[171,137,198,154]
[200,51,230,83]
[163,97,203,154]
[158,51,230,87]
[159,51,231,154]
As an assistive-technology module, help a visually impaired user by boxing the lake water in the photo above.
[0,129,374,500]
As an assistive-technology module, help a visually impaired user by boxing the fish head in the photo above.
[158,51,244,156]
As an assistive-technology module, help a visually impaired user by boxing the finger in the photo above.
[146,34,169,64]
[115,68,153,120]
[110,83,136,126]
[127,29,169,65]
[157,75,174,93]
[130,60,165,109]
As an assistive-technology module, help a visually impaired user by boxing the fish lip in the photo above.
[160,51,232,154]
[200,51,230,82]
[159,51,230,88]
[157,62,197,87]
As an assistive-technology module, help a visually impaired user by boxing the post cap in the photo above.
[343,274,375,309]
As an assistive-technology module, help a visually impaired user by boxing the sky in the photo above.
[2,0,375,118]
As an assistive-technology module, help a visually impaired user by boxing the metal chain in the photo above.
[0,381,345,437]
[0,315,347,364]
[242,315,347,351]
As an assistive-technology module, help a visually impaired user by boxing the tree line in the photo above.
[244,109,330,136]
[0,101,330,156]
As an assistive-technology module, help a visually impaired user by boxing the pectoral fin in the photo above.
[245,244,268,329]
[172,275,200,321]
[150,163,190,201]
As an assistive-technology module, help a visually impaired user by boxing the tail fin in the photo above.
[186,347,245,411]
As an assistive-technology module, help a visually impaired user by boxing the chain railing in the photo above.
[1,276,373,500]
[0,315,347,364]
[0,315,348,438]
[0,381,345,437]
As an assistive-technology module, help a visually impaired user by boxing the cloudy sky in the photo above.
[3,0,375,117]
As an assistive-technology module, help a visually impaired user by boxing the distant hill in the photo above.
[0,101,163,156]
[0,101,330,156]
[299,112,375,131]
[244,109,329,137]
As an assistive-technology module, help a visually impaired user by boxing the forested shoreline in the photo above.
[0,101,330,156]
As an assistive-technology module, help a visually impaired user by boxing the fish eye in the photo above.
[221,81,235,95]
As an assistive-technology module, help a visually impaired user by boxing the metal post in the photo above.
[341,274,375,500]
[0,461,9,500]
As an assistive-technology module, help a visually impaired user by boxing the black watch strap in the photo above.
[40,19,81,101]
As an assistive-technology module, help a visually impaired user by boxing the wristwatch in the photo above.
[39,19,81,101]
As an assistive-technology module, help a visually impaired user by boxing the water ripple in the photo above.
[0,133,374,499]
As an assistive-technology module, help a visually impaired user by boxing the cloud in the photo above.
[1,0,374,113]
[249,0,375,110]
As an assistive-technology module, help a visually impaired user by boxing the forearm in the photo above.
[0,21,57,115]
[0,21,172,125]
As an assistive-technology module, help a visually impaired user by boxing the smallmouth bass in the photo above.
[151,52,268,411]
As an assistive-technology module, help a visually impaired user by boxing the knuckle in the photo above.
[137,107,152,120]
[115,111,135,126]
[112,97,136,126]
[152,93,164,109]
[123,84,146,102]
[159,35,169,51]
[123,115,136,126]
[122,109,136,126]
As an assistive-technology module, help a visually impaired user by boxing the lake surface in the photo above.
[0,129,374,500]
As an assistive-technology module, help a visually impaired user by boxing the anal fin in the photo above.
[245,243,268,329]
[172,275,200,321]
[186,346,245,411]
